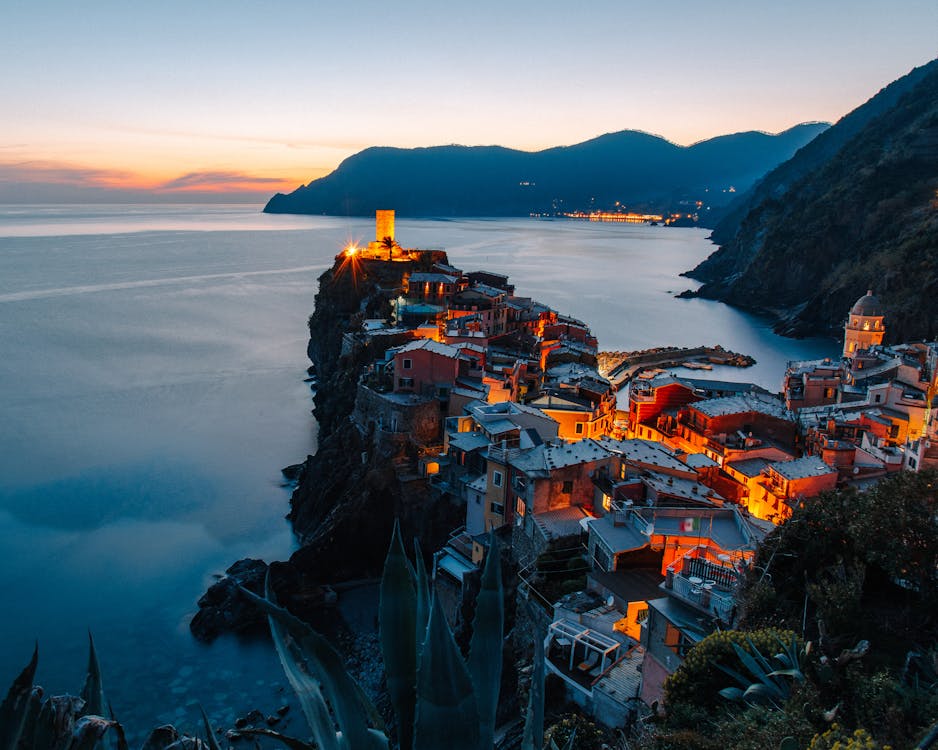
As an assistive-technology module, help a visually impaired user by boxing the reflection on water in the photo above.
[0,207,836,736]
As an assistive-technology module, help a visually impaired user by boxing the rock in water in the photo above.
[189,558,268,642]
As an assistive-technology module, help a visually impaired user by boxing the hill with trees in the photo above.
[684,59,938,342]
[263,125,828,220]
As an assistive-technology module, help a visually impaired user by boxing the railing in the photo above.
[682,556,739,589]
[487,445,523,463]
[665,570,736,622]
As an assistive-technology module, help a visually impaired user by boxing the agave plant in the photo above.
[239,522,515,750]
[715,634,806,708]
[0,634,222,750]
[241,522,565,750]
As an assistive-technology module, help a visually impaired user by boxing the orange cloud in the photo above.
[0,160,137,188]
[156,170,294,194]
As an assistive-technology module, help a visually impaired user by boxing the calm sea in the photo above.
[0,205,837,737]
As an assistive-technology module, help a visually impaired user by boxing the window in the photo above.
[515,497,526,517]
[874,394,882,403]
[602,494,612,512]
[402,358,412,370]
[575,422,584,435]
[562,480,573,494]
[490,502,504,516]
[492,470,503,488]
[619,463,627,480]
[398,377,414,389]
[823,387,835,399]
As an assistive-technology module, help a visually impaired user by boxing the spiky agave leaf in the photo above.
[241,580,387,750]
[379,521,417,750]
[467,533,503,750]
[198,706,220,750]
[265,605,338,750]
[717,686,745,702]
[413,594,479,750]
[80,633,106,719]
[413,538,431,649]
[731,642,785,698]
[13,687,43,750]
[521,623,545,750]
[0,644,38,750]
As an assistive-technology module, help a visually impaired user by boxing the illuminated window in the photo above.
[863,321,870,331]
[516,497,526,517]
[602,494,612,512]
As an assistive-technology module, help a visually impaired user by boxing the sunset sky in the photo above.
[2,0,936,202]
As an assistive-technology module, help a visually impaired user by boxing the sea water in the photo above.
[0,205,837,738]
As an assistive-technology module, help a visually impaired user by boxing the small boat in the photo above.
[682,361,713,371]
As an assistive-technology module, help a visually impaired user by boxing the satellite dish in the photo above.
[607,595,615,608]
[853,466,860,475]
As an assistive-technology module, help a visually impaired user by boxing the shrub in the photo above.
[664,628,797,714]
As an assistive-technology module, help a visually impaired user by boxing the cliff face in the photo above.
[286,254,462,581]
[686,59,938,341]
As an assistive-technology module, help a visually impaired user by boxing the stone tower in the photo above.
[375,210,395,243]
[843,290,885,358]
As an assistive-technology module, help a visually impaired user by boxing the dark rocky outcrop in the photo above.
[684,58,938,341]
[264,125,828,221]
[189,558,269,642]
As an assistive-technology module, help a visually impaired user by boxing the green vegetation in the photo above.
[641,471,938,750]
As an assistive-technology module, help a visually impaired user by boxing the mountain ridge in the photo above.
[264,123,829,219]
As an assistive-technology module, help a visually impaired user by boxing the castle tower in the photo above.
[843,289,885,358]
[375,210,395,243]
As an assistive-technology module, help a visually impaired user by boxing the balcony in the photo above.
[664,549,740,623]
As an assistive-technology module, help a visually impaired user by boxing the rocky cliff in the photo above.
[684,59,938,341]
[286,253,463,579]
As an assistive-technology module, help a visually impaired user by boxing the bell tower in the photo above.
[843,290,885,359]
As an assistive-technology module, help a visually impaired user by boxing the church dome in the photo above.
[850,290,883,317]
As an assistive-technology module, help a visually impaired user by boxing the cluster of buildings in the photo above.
[340,213,938,729]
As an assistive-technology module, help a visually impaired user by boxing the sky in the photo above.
[1,0,936,203]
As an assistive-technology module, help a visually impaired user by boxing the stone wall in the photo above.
[353,384,442,446]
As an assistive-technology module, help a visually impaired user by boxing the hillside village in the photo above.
[323,211,938,731]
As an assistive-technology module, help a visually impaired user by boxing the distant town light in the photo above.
[345,244,359,257]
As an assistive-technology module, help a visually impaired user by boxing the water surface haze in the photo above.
[0,205,836,735]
